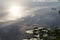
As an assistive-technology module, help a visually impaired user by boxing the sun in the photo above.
[9,5,23,17]
[10,6,20,14]
[7,5,24,20]
[9,5,22,16]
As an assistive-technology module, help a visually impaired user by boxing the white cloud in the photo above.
[46,0,58,2]
[33,0,58,2]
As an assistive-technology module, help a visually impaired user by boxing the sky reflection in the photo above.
[0,0,59,22]
[0,0,60,40]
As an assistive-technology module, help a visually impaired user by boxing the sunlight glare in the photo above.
[10,6,20,14]
[8,5,24,20]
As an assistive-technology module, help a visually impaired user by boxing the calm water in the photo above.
[0,0,60,40]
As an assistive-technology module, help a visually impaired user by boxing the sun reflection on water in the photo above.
[7,4,24,20]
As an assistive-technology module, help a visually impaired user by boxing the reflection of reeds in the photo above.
[24,27,60,40]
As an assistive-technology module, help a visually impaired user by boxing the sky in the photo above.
[0,0,59,22]
[33,0,58,2]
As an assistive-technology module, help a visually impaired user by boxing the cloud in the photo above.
[0,21,16,28]
[33,0,57,2]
